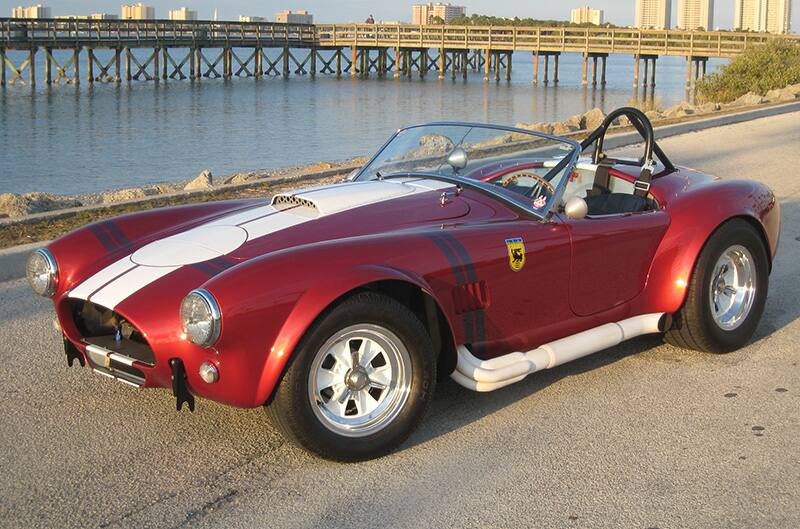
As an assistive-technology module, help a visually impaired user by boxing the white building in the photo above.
[412,3,466,24]
[275,10,313,24]
[11,4,51,18]
[676,0,713,29]
[240,15,268,22]
[734,0,792,34]
[570,6,604,25]
[121,3,155,19]
[168,7,197,20]
[635,0,672,29]
[55,13,118,19]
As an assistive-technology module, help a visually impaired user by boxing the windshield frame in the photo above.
[353,122,581,221]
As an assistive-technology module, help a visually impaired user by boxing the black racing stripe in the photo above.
[192,257,237,277]
[206,256,236,272]
[437,232,486,355]
[87,223,116,252]
[191,262,220,277]
[426,233,474,346]
[102,220,131,247]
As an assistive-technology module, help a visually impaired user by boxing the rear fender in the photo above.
[638,179,779,314]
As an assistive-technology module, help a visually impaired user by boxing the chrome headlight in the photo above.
[180,289,221,347]
[26,248,58,297]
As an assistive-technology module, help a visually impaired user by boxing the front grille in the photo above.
[69,300,156,366]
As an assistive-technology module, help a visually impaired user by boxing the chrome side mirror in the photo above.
[564,196,588,220]
[447,147,468,173]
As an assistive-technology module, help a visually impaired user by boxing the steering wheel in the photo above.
[502,172,554,197]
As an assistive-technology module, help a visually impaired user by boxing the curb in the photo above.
[2,100,799,283]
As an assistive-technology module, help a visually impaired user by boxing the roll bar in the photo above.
[579,107,674,172]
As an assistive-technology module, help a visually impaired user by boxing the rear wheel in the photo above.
[665,219,769,353]
[265,292,436,461]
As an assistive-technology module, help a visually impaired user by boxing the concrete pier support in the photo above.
[582,54,588,86]
[44,48,51,84]
[153,48,159,82]
[553,54,559,84]
[685,56,708,92]
[124,47,131,81]
[600,55,606,86]
[543,54,550,84]
[87,48,94,82]
[0,48,5,86]
[29,47,36,87]
[73,48,80,85]
[483,49,490,80]
[114,48,121,82]
[591,55,597,86]
[505,52,512,81]
[634,55,640,88]
[532,52,539,85]
[439,48,445,80]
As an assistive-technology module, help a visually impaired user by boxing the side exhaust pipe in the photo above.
[451,313,665,392]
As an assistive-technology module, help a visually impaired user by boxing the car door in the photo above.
[562,210,671,316]
[437,217,574,359]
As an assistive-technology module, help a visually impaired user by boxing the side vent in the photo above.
[271,194,318,211]
[453,281,491,314]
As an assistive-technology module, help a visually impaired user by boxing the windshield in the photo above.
[354,124,580,216]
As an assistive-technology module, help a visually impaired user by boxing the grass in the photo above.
[698,40,800,103]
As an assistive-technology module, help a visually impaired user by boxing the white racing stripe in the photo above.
[68,179,445,310]
[89,264,182,309]
[68,257,138,301]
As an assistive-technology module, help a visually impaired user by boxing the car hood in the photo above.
[65,177,475,310]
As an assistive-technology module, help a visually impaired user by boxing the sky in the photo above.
[2,0,798,32]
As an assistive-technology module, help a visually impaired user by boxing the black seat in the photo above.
[584,192,649,216]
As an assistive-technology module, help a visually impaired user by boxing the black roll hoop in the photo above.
[579,107,674,197]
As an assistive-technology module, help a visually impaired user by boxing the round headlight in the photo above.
[26,248,58,297]
[180,289,221,347]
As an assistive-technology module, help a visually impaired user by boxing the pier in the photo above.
[2,19,799,89]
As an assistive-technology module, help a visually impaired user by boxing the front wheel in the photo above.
[265,292,436,461]
[665,219,770,353]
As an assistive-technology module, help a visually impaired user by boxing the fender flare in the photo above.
[253,264,455,406]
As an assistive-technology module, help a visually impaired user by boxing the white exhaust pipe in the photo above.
[451,313,665,392]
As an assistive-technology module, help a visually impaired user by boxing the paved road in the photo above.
[1,112,799,529]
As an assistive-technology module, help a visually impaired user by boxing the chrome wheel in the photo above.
[308,324,412,438]
[708,244,756,331]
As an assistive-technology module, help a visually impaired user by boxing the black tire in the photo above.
[265,291,437,461]
[665,219,769,353]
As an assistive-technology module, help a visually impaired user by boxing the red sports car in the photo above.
[27,108,780,461]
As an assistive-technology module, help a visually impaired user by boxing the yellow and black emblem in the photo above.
[505,237,526,272]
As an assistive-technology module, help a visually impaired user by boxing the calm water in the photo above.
[0,50,725,195]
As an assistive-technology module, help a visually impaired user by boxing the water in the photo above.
[0,50,725,195]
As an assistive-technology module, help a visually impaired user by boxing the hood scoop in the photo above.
[271,180,418,217]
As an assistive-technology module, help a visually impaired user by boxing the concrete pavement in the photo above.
[1,111,799,529]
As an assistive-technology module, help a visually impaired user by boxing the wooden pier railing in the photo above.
[2,18,798,88]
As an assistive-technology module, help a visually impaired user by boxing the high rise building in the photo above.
[412,3,466,24]
[635,0,672,29]
[121,3,155,19]
[11,4,51,18]
[275,10,313,24]
[570,6,604,25]
[168,7,197,20]
[734,0,791,34]
[676,0,713,29]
